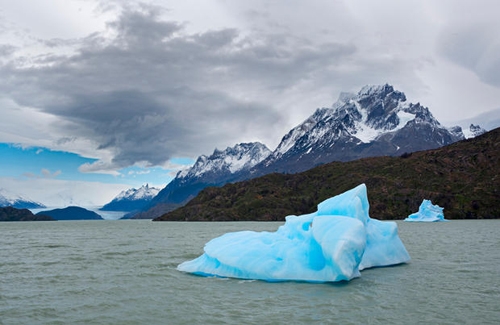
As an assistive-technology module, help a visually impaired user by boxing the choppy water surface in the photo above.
[1,220,499,324]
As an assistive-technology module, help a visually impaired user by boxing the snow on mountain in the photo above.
[114,184,160,201]
[462,124,487,139]
[0,188,46,209]
[254,84,470,174]
[274,108,330,158]
[177,142,271,180]
[100,184,160,212]
[448,125,465,141]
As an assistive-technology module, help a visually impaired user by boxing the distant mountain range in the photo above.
[100,184,160,212]
[154,127,500,221]
[0,188,46,209]
[129,84,486,219]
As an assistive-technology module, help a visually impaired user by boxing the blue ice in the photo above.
[405,199,447,222]
[178,184,410,282]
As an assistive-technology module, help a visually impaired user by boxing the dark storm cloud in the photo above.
[2,4,420,171]
[0,5,363,170]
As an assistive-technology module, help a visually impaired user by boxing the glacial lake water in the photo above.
[1,220,499,324]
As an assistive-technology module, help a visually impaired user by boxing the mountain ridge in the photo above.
[154,127,500,221]
[135,84,486,219]
[247,83,469,176]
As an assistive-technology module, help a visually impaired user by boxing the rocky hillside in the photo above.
[155,127,500,221]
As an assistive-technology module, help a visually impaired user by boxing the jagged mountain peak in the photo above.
[333,84,406,110]
[177,142,271,179]
[271,84,422,163]
[358,83,403,98]
[466,124,487,138]
[115,184,160,201]
[253,84,468,174]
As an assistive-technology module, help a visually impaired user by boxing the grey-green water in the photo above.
[1,220,499,324]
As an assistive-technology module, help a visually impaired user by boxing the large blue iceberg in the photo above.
[178,184,410,282]
[405,199,447,222]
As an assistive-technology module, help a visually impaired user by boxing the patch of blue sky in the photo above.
[0,143,195,187]
[170,157,196,165]
[0,143,96,180]
[117,157,194,187]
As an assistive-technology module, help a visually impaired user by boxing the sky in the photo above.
[1,0,499,207]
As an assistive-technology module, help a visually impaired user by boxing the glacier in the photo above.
[405,199,447,222]
[177,184,410,282]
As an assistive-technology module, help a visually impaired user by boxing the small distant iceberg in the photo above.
[178,184,410,283]
[405,199,447,222]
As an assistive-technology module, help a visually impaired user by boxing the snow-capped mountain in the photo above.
[0,188,46,209]
[464,124,486,139]
[176,142,271,182]
[131,142,271,219]
[250,84,467,175]
[100,184,160,212]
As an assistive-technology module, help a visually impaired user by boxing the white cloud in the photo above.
[78,160,121,175]
[22,168,62,179]
[0,97,59,146]
[41,168,62,178]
